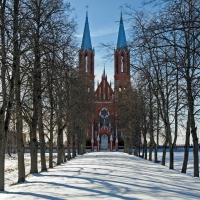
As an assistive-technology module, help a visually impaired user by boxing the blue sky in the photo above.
[65,0,147,85]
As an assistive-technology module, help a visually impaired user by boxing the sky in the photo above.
[65,0,149,85]
[2,151,200,199]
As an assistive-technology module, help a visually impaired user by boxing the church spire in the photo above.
[117,11,127,50]
[81,9,92,51]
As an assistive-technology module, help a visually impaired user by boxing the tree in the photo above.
[126,0,200,176]
[118,85,142,155]
[22,0,76,172]
[0,0,15,191]
[13,0,25,183]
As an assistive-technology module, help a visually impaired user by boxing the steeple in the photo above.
[114,10,130,97]
[79,6,94,86]
[81,11,92,51]
[117,11,127,50]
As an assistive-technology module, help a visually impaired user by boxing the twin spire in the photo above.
[81,9,127,51]
[81,11,92,51]
[117,11,127,50]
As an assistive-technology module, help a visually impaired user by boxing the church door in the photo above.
[101,134,108,150]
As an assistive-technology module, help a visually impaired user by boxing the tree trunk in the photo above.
[154,143,158,163]
[144,140,147,159]
[38,109,47,171]
[81,131,84,155]
[48,89,53,168]
[30,72,39,174]
[0,122,6,191]
[47,67,54,168]
[124,136,126,153]
[49,138,53,168]
[162,140,167,166]
[48,104,53,168]
[37,64,46,171]
[57,126,63,165]
[187,76,199,177]
[143,123,147,159]
[0,0,7,191]
[67,131,71,160]
[191,122,199,177]
[72,127,76,158]
[124,135,129,153]
[29,132,38,173]
[129,137,132,155]
[82,131,86,154]
[168,122,174,170]
[79,129,83,155]
[13,0,25,182]
[169,143,174,169]
[154,103,160,163]
[30,44,41,174]
[149,144,153,161]
[77,128,80,155]
[182,112,190,173]
[63,147,66,162]
[148,83,154,162]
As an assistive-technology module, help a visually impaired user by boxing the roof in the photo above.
[81,12,92,51]
[117,12,127,50]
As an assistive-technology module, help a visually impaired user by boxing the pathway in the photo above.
[1,152,200,199]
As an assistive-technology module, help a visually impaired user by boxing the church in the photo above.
[79,11,130,151]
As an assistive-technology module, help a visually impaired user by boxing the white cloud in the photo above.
[91,25,118,37]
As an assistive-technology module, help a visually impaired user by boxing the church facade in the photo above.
[79,11,130,151]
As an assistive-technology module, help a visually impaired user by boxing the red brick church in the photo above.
[79,11,130,151]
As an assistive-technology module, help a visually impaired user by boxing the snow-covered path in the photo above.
[1,152,200,199]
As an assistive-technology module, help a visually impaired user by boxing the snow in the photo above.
[4,153,57,188]
[1,150,200,199]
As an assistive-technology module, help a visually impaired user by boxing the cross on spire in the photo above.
[86,4,89,12]
[120,5,123,12]
[119,5,123,22]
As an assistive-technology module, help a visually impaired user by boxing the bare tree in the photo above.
[0,0,15,191]
[13,0,25,183]
[126,0,200,176]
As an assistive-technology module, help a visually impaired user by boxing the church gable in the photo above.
[95,72,114,101]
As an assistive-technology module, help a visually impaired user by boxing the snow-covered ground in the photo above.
[1,149,200,199]
[4,153,57,188]
[155,148,198,177]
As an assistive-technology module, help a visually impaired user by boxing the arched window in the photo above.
[99,87,101,100]
[121,55,124,73]
[85,56,88,72]
[116,56,118,74]
[91,59,93,74]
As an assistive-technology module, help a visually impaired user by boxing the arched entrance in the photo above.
[101,134,108,150]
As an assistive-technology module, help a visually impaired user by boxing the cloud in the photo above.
[91,25,118,37]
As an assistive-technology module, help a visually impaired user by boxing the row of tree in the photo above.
[118,0,200,177]
[0,0,93,191]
